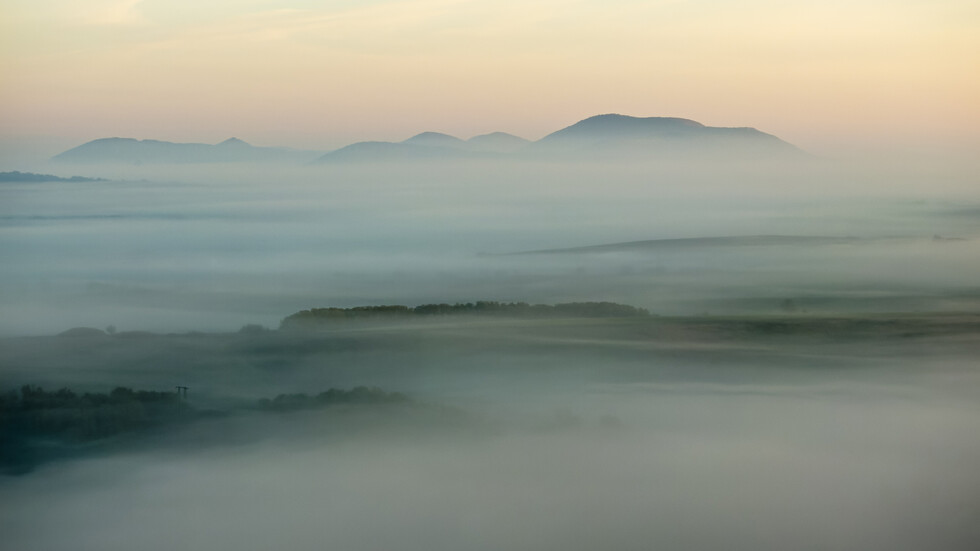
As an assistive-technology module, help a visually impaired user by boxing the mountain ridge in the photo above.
[51,114,804,164]
[316,114,802,162]
[527,114,800,158]
[52,137,323,164]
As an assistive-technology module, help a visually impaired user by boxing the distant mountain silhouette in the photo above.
[544,115,705,143]
[54,114,803,165]
[403,132,467,148]
[319,131,481,162]
[52,137,322,164]
[317,114,801,163]
[215,137,252,149]
[319,141,473,162]
[466,132,530,153]
[529,114,802,159]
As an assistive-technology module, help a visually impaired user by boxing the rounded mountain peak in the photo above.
[402,132,465,147]
[217,137,250,147]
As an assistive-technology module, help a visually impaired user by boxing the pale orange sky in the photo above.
[1,0,978,156]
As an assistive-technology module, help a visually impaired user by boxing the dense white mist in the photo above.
[1,353,978,551]
[1,158,978,335]
[1,154,979,550]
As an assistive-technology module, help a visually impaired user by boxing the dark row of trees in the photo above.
[258,386,409,411]
[6,385,177,410]
[281,301,650,329]
[1,385,184,445]
[1,384,413,474]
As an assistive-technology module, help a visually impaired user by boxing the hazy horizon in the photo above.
[2,2,978,551]
[2,1,978,161]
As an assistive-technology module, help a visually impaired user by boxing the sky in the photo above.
[1,0,978,156]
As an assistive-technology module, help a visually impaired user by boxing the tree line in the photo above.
[280,300,650,329]
[258,386,409,411]
[1,384,413,474]
[1,385,183,444]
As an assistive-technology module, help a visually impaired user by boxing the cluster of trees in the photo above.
[0,385,184,444]
[258,386,409,412]
[2,384,414,474]
[281,301,649,329]
[1,385,189,474]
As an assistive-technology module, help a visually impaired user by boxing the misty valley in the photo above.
[2,304,979,550]
[2,134,979,549]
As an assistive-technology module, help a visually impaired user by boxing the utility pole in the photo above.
[175,386,189,417]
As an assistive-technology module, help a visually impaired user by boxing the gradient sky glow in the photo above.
[1,0,978,155]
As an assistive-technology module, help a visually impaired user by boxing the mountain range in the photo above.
[51,114,803,164]
[52,137,322,164]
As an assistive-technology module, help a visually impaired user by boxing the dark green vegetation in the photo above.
[2,385,180,441]
[4,309,977,407]
[0,384,412,475]
[0,385,185,474]
[258,387,409,411]
[2,307,979,549]
[281,301,650,329]
[6,311,978,395]
[3,309,978,477]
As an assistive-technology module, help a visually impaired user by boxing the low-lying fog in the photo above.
[1,157,979,550]
[1,159,978,335]
[1,317,979,550]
